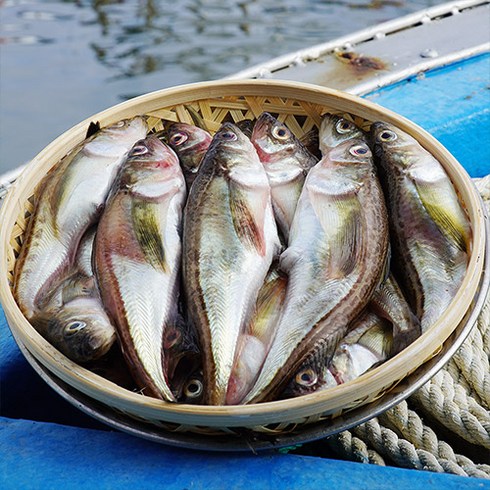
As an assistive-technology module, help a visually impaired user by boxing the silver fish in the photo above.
[30,228,116,363]
[301,311,392,392]
[164,122,212,188]
[14,117,147,319]
[319,113,365,156]
[173,369,205,405]
[371,122,471,331]
[183,122,281,405]
[252,112,317,240]
[371,273,421,354]
[244,139,389,402]
[226,266,287,405]
[30,290,117,363]
[95,135,186,402]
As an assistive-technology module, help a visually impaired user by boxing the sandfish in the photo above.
[30,228,116,363]
[14,117,147,319]
[226,265,288,405]
[244,139,389,402]
[183,122,281,405]
[308,311,392,391]
[95,135,186,402]
[164,122,212,188]
[319,113,365,156]
[371,122,471,331]
[371,273,421,354]
[251,112,317,240]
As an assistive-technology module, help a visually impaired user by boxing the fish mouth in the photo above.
[252,112,275,140]
[69,333,114,363]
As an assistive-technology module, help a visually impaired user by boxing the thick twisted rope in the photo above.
[351,417,490,478]
[410,368,490,448]
[451,328,490,408]
[324,177,490,477]
[325,431,387,466]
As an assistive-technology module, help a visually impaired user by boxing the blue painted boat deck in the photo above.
[1,54,489,488]
[4,416,489,490]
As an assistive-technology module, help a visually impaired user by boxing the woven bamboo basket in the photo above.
[0,80,486,443]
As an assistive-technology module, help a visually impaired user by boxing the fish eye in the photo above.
[336,119,354,134]
[378,130,397,142]
[109,120,126,129]
[219,130,237,141]
[130,144,148,156]
[65,321,87,336]
[295,368,318,387]
[349,144,370,156]
[184,379,203,399]
[169,132,188,146]
[272,125,290,140]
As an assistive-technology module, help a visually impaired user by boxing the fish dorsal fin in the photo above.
[131,200,167,272]
[86,121,101,139]
[228,181,268,256]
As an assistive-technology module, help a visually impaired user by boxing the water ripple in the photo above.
[0,0,444,173]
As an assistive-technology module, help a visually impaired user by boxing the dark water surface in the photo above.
[0,0,445,173]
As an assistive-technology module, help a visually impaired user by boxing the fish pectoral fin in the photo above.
[378,243,391,286]
[333,208,362,277]
[229,183,267,256]
[250,273,287,339]
[357,321,393,359]
[414,177,469,252]
[61,273,96,304]
[131,200,167,272]
[309,183,363,278]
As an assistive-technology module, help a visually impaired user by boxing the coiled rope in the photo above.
[325,176,490,478]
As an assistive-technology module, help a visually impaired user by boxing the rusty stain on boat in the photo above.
[334,51,387,72]
[309,50,389,90]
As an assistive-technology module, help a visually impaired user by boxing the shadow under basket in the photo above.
[0,80,487,451]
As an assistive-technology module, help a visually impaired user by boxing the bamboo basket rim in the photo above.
[0,80,486,429]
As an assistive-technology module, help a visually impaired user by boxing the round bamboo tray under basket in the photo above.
[0,80,487,450]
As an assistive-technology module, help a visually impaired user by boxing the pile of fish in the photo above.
[13,109,471,406]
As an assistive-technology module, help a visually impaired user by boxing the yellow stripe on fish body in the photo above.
[132,200,168,273]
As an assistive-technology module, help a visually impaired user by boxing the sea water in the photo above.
[0,0,445,174]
